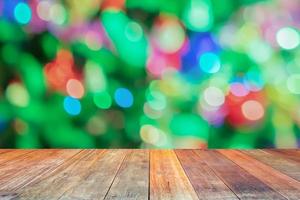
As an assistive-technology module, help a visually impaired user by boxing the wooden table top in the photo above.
[0,149,299,200]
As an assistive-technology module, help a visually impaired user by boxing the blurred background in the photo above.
[0,0,299,149]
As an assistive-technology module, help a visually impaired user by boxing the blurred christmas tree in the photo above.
[0,0,299,148]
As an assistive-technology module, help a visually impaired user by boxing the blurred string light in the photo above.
[6,82,30,107]
[125,21,143,42]
[14,2,31,24]
[230,81,249,97]
[84,61,107,93]
[66,79,84,99]
[63,96,81,116]
[199,52,221,73]
[182,0,213,32]
[140,125,164,146]
[152,15,186,54]
[93,92,112,109]
[49,3,66,25]
[241,100,264,121]
[203,86,225,107]
[37,1,66,24]
[143,103,163,119]
[181,32,219,80]
[114,88,134,108]
[44,49,80,92]
[146,91,167,111]
[1,0,300,149]
[37,1,51,21]
[276,27,300,50]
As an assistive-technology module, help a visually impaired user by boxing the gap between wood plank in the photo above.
[195,150,286,200]
[219,150,300,199]
[175,150,239,200]
[57,150,129,200]
[17,150,84,192]
[102,150,131,200]
[244,149,300,182]
[150,150,199,200]
[104,150,149,200]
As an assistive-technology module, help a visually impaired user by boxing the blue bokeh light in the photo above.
[63,96,81,116]
[14,2,31,24]
[199,52,221,73]
[181,32,220,82]
[114,88,134,108]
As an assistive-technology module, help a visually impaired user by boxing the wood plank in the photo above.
[0,149,80,191]
[150,150,199,200]
[242,150,300,182]
[0,150,33,166]
[219,150,300,199]
[264,149,300,163]
[14,150,126,200]
[0,149,13,154]
[104,150,149,200]
[195,150,285,200]
[175,150,238,200]
[12,150,102,200]
[54,149,128,200]
[0,149,299,199]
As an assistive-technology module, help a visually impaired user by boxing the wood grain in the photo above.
[0,149,33,166]
[175,150,237,200]
[0,149,80,191]
[12,150,97,200]
[0,149,299,199]
[0,149,13,154]
[57,150,129,200]
[104,150,149,200]
[195,150,285,199]
[150,150,199,200]
[265,149,300,163]
[17,150,129,200]
[243,150,300,181]
[219,150,300,199]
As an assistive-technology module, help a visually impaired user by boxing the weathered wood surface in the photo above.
[0,149,299,199]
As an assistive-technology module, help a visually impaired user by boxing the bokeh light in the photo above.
[199,52,221,73]
[230,82,249,97]
[140,125,161,146]
[0,0,300,149]
[63,96,81,116]
[114,88,134,108]
[152,16,186,54]
[242,100,264,121]
[6,82,30,107]
[203,86,225,107]
[66,79,85,99]
[276,27,300,50]
[14,2,31,24]
[93,92,112,109]
[37,1,51,21]
[183,0,213,32]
